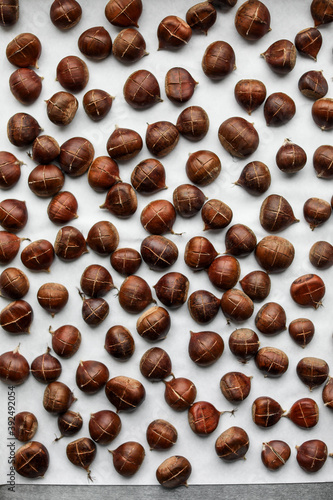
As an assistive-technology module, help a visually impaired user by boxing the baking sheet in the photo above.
[0,0,333,487]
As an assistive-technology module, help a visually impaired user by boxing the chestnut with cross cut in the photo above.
[6,33,41,68]
[37,282,69,316]
[298,71,328,100]
[13,412,38,442]
[50,0,82,30]
[105,325,135,360]
[109,441,145,477]
[105,0,142,28]
[235,161,271,196]
[28,164,65,198]
[240,270,271,302]
[13,441,49,478]
[156,455,192,488]
[164,376,197,411]
[131,159,166,194]
[234,79,266,115]
[0,199,28,232]
[21,239,54,272]
[118,275,154,314]
[311,0,333,26]
[186,2,217,34]
[111,248,142,276]
[296,357,329,390]
[165,67,197,103]
[145,121,179,158]
[260,194,299,232]
[59,137,94,177]
[255,347,289,377]
[296,439,328,473]
[105,375,146,412]
[0,267,29,300]
[46,91,78,126]
[48,190,79,224]
[107,127,143,162]
[220,372,251,403]
[76,360,109,394]
[290,274,325,308]
[56,56,89,93]
[0,151,22,190]
[100,182,137,218]
[188,330,224,366]
[0,0,19,27]
[264,93,296,126]
[157,15,192,50]
[78,27,112,60]
[218,117,259,158]
[261,40,296,74]
[55,411,83,441]
[136,306,171,342]
[276,139,307,173]
[186,150,221,186]
[66,437,96,481]
[176,106,209,142]
[146,419,178,450]
[140,235,178,271]
[86,220,119,256]
[312,98,333,130]
[49,324,81,358]
[310,241,333,270]
[261,441,291,470]
[201,199,232,231]
[225,224,257,257]
[173,184,206,218]
[80,264,115,298]
[322,378,333,408]
[288,318,315,347]
[0,345,30,385]
[154,272,189,308]
[221,289,254,323]
[83,89,113,122]
[80,294,109,326]
[188,290,220,324]
[0,300,33,334]
[286,398,319,428]
[215,426,250,461]
[188,401,230,435]
[89,410,121,445]
[30,135,60,164]
[139,347,172,381]
[88,156,121,192]
[303,197,331,230]
[184,236,218,270]
[235,1,271,41]
[0,232,27,265]
[208,255,240,291]
[255,235,295,273]
[112,28,147,63]
[123,69,162,109]
[9,68,42,105]
[141,199,177,235]
[31,347,62,383]
[228,328,260,363]
[313,145,333,179]
[252,396,284,427]
[202,41,236,80]
[43,381,76,414]
[295,27,322,60]
[54,226,87,261]
[255,302,286,335]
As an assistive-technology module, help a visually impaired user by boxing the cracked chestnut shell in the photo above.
[81,296,109,326]
[56,411,83,440]
[255,302,286,335]
[50,0,82,30]
[164,376,197,411]
[105,0,142,28]
[186,2,217,34]
[43,381,76,414]
[0,267,29,300]
[261,441,291,470]
[290,274,325,309]
[147,419,177,450]
[296,439,328,472]
[140,347,172,381]
[234,79,266,115]
[105,375,146,412]
[157,16,192,50]
[235,0,271,40]
[186,150,221,186]
[146,121,179,157]
[14,441,49,478]
[136,306,171,342]
[215,426,250,461]
[107,127,143,162]
[78,27,112,60]
[296,357,329,390]
[76,360,109,394]
[165,67,197,104]
[188,290,220,324]
[88,156,120,192]
[6,33,41,68]
[225,224,257,257]
[89,410,121,445]
[123,69,161,109]
[235,161,271,196]
[0,0,19,27]
[0,199,27,232]
[189,330,224,366]
[56,55,89,93]
[255,347,289,377]
[0,346,30,385]
[141,235,178,271]
[105,325,135,360]
[154,272,189,308]
[252,396,284,427]
[220,372,251,403]
[312,98,333,130]
[311,0,333,26]
[113,28,147,63]
[110,441,145,477]
[48,191,78,224]
[260,194,298,232]
[295,27,322,60]
[313,145,333,178]
[86,220,119,256]
[80,264,114,298]
[188,401,221,435]
[228,328,260,362]
[202,41,236,80]
[30,135,60,164]
[218,117,259,158]
[13,412,38,442]
[261,40,296,74]
[66,437,96,480]
[118,275,154,314]
[156,455,192,488]
[264,93,296,126]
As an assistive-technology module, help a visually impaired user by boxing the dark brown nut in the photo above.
[290,274,325,309]
[146,121,179,158]
[147,419,177,450]
[13,412,38,442]
[173,188,206,223]
[107,127,143,162]
[141,235,178,271]
[322,377,333,408]
[264,92,296,126]
[111,248,141,276]
[260,194,299,232]
[211,0,240,7]
[0,267,29,299]
[235,0,271,40]
[240,270,271,301]
[9,68,42,105]
[50,324,81,358]
[220,373,251,403]
[46,91,78,126]
[136,306,171,342]
[313,145,333,178]
[7,113,41,147]
[188,401,222,435]
[105,325,135,360]
[0,0,19,27]
[89,411,121,445]
[0,232,26,265]
[252,396,284,427]
[255,235,295,273]
[218,117,259,158]
[235,161,271,196]
[112,28,147,63]
[255,347,289,377]
[165,67,197,103]
[311,0,333,26]
[310,241,333,269]
[221,289,254,323]
[83,89,113,121]
[0,300,33,334]
[184,236,218,270]
[164,377,197,411]
[156,455,192,488]
[312,98,333,130]
[80,264,114,297]
[296,439,328,472]
[76,360,109,394]
[225,224,256,257]
[43,381,76,414]
[297,357,329,390]
[176,106,209,142]
[86,220,119,255]
[88,156,120,192]
[131,158,166,195]
[208,255,240,291]
[189,330,224,366]
[6,33,41,68]
[201,199,232,230]
[140,347,172,381]
[50,0,82,29]
[304,197,331,230]
[215,427,249,462]
[157,16,192,50]
[286,398,319,428]
[14,442,49,479]
[110,441,145,477]
[56,56,89,93]
[261,40,296,74]
[100,182,137,218]
[78,27,112,60]
[0,152,22,190]
[276,139,307,173]
[0,199,27,232]
[48,191,78,224]
[118,275,154,313]
[37,282,68,316]
[255,302,286,335]
[105,375,146,412]
[186,150,221,186]
[141,199,177,235]
[228,328,260,362]
[298,71,328,100]
[188,290,220,324]
[54,226,87,260]
[154,272,189,309]
[0,347,29,387]
[234,79,266,115]
[31,347,62,383]
[30,135,60,164]
[202,41,236,79]
[261,441,291,470]
[81,296,109,326]
[288,318,315,347]
[186,2,217,34]
[66,438,96,480]
[59,137,94,177]
[28,164,64,198]
[295,27,322,60]
[123,69,161,109]
[21,239,54,272]
[105,0,142,27]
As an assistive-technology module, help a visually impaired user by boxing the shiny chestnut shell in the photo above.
[76,360,109,394]
[202,41,235,80]
[105,325,135,361]
[154,272,189,309]
[215,426,250,461]
[188,330,224,366]
[78,27,112,60]
[136,306,171,342]
[218,117,259,158]
[0,267,29,299]
[255,302,286,335]
[140,235,178,271]
[208,255,240,291]
[50,0,82,30]
[111,248,142,276]
[110,441,145,477]
[112,28,147,64]
[105,375,146,412]
[157,16,192,50]
[156,455,192,488]
[235,1,271,40]
[164,377,197,411]
[228,328,260,362]
[235,161,271,196]
[240,270,271,301]
[13,412,38,442]
[290,274,325,309]
[261,441,291,470]
[56,55,89,93]
[139,347,172,381]
[107,127,143,162]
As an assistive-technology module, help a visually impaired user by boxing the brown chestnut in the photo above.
[0,267,29,299]
[48,191,78,224]
[264,93,296,126]
[295,27,322,60]
[235,0,271,40]
[7,113,41,147]
[154,272,189,308]
[188,401,223,435]
[311,0,333,26]
[111,248,142,276]
[28,164,64,198]
[136,306,171,342]
[118,275,154,313]
[0,199,27,232]
[141,199,177,235]
[146,121,179,158]
[83,89,113,122]
[165,67,197,104]
[80,264,114,297]
[49,324,81,358]
[225,224,256,257]
[215,426,250,462]
[50,0,82,30]
[309,241,333,269]
[112,28,147,63]
[9,68,42,105]
[105,325,135,360]
[6,33,41,68]
[261,40,296,74]
[157,16,192,50]
[260,194,298,232]
[37,282,69,316]
[261,441,291,470]
[56,55,89,93]
[188,290,220,324]
[286,398,319,428]
[105,0,142,28]
[176,106,209,142]
[14,442,49,479]
[255,347,289,377]
[234,79,266,115]
[220,372,251,403]
[54,226,88,261]
[255,302,286,335]
[240,270,271,301]
[288,318,315,347]
[30,135,60,164]
[201,199,233,230]
[297,357,329,390]
[13,412,38,442]
[218,117,259,158]
[100,182,137,218]
[312,98,333,130]
[140,347,172,381]
[298,70,328,100]
[290,274,325,309]
[173,184,206,218]
[228,328,260,362]
[0,300,33,334]
[303,197,331,230]
[313,145,333,179]
[46,91,78,126]
[0,0,19,27]
[105,375,146,412]
[184,236,218,270]
[252,396,284,427]
[255,235,295,273]
[131,158,166,194]
[208,255,240,290]
[322,378,333,408]
[56,411,83,440]
[276,139,307,173]
[43,381,76,414]
[31,347,62,383]
[141,235,178,271]
[78,27,112,60]
[107,127,143,162]
[80,296,109,326]
[189,330,224,366]
[59,137,94,177]
[147,419,177,450]
[89,411,121,445]
[186,150,221,186]
[76,360,109,394]
[123,69,161,109]
[0,151,22,190]
[86,220,119,256]
[66,437,96,481]
[110,441,145,477]
[0,346,30,385]
[164,376,197,411]
[296,439,328,472]
[235,161,271,196]
[221,288,254,322]
[156,455,192,488]
[202,41,236,79]
[88,156,120,192]
[186,2,217,34]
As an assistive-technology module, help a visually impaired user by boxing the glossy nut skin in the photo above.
[146,121,179,158]
[7,113,41,147]
[287,398,319,428]
[107,127,143,162]
[208,255,240,291]
[225,224,256,257]
[100,183,138,218]
[141,200,177,235]
[9,68,42,105]
[156,455,192,488]
[141,235,178,271]
[83,89,113,121]
[123,70,161,109]
[50,0,82,30]
[89,410,121,445]
[189,330,224,366]
[154,272,189,309]
[13,442,49,479]
[252,396,284,427]
[81,297,109,326]
[31,348,62,383]
[13,412,38,442]
[136,306,171,342]
[220,372,251,403]
[313,145,333,179]
[295,27,322,60]
[288,318,315,347]
[240,271,271,302]
[296,439,328,472]
[88,156,120,192]
[43,381,75,414]
[261,40,296,74]
[60,137,94,177]
[235,161,271,196]
[0,232,23,265]
[0,199,28,232]
[234,79,266,115]
[228,328,260,362]
[57,411,83,438]
[78,27,112,60]
[118,275,153,313]
[28,164,64,198]
[50,325,81,358]
[31,135,60,164]
[140,347,172,381]
[298,71,328,100]
[235,1,271,40]
[311,0,333,26]
[201,199,232,230]
[218,117,259,158]
[276,140,307,173]
[105,0,142,28]
[80,264,114,298]
[255,347,289,377]
[255,235,295,273]
[184,236,217,270]
[66,438,96,479]
[186,2,217,34]
[56,56,89,93]
[312,98,333,130]
[290,274,325,309]
[303,197,331,230]
[37,283,69,316]
[296,357,329,390]
[146,419,177,450]
[164,377,197,411]
[105,376,146,412]
[255,302,286,335]
[21,239,54,272]
[186,150,221,186]
[48,191,78,224]
[46,91,78,126]
[0,267,29,299]
[0,0,19,27]
[86,221,119,255]
[202,41,235,79]
[157,16,192,50]
[188,401,221,435]
[261,441,291,470]
[76,360,109,394]
[0,347,30,386]
[215,427,250,461]
[310,241,333,270]
[165,67,197,103]
[112,28,147,64]
[176,106,209,142]
[111,248,142,276]
[6,33,41,68]
[264,93,296,126]
[260,194,298,232]
[105,325,135,360]
[0,152,21,189]
[54,226,87,260]
[188,290,220,324]
[110,441,145,477]
[0,300,33,334]
[131,159,166,194]
[221,289,254,323]
[322,378,333,408]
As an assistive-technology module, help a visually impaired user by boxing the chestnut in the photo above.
[141,199,177,235]
[228,328,260,362]
[234,79,266,115]
[66,437,96,481]
[221,289,254,322]
[50,0,82,30]
[136,306,171,342]
[255,235,295,273]
[56,55,89,93]
[186,150,221,186]
[88,156,120,192]
[30,135,60,164]
[218,117,259,158]
[240,270,271,301]
[111,248,142,276]
[0,231,25,265]
[290,274,325,309]
[255,347,289,377]
[0,199,28,233]
[235,0,271,40]
[276,139,307,173]
[312,98,333,130]
[54,226,88,260]
[0,267,29,299]
[49,324,81,358]
[157,16,192,50]
[215,427,250,461]
[107,127,143,161]
[13,412,38,442]
[188,401,223,435]
[56,411,83,440]
[0,0,19,26]
[105,0,142,28]
[322,378,333,408]
[146,419,177,450]
[186,2,217,34]
[14,442,49,479]
[105,375,146,412]
[260,194,298,232]
[37,283,68,316]
[43,381,76,414]
[313,145,333,179]
[59,137,94,177]
[188,290,220,324]
[255,302,286,335]
[184,236,218,270]
[9,68,42,105]
[76,360,109,394]
[46,91,78,126]
[105,325,135,360]
[220,372,251,403]
[176,106,209,142]
[202,41,236,79]
[78,27,112,60]
[264,93,296,126]
[261,441,291,470]
[83,89,113,122]
[31,347,62,383]
[110,441,145,477]
[252,396,284,427]
[208,255,240,291]
[303,197,331,230]
[118,275,154,314]
[286,398,319,428]
[131,158,166,195]
[21,239,54,272]
[156,456,192,488]
[86,220,119,255]
[235,161,271,196]
[311,0,333,26]
[164,376,197,411]
[6,33,41,68]
[112,28,147,64]
[201,199,232,230]
[0,152,22,190]
[165,67,197,104]
[296,357,329,390]
[7,112,41,147]
[140,347,172,381]
[296,439,328,472]
[100,182,137,218]
[89,411,121,445]
[309,241,333,269]
[146,121,179,158]
[295,27,322,60]
[261,40,296,74]
[298,70,328,100]
[123,69,162,109]
[154,272,189,308]
[141,235,178,271]
[28,164,65,198]
[173,184,206,218]
[189,330,224,366]
[225,224,257,257]
[48,191,78,224]
[288,318,315,347]
[80,264,114,297]
[81,296,109,326]
[0,300,33,334]
[0,346,30,385]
